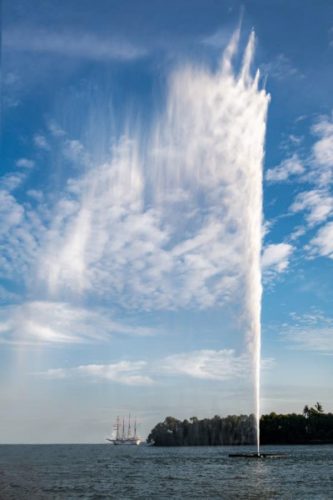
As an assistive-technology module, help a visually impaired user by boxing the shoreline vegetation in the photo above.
[147,404,333,446]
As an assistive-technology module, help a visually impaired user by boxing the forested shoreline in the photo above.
[147,404,333,446]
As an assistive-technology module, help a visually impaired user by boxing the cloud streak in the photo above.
[283,327,333,354]
[281,312,333,354]
[262,243,294,276]
[160,349,250,381]
[0,301,154,345]
[308,221,333,259]
[39,348,274,385]
[4,28,147,61]
[266,154,304,183]
[41,361,154,386]
[290,189,333,226]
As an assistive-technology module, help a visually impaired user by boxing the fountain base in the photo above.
[229,453,286,459]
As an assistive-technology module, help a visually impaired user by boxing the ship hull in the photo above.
[107,439,141,446]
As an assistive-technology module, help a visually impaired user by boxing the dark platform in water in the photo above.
[229,453,286,459]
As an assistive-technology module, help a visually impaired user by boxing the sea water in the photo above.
[0,444,332,499]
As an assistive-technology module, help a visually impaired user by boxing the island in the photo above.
[147,403,333,446]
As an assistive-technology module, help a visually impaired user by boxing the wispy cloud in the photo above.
[0,285,18,304]
[266,112,333,257]
[4,28,147,62]
[266,154,304,182]
[43,361,153,385]
[41,361,154,386]
[281,312,333,354]
[0,301,155,345]
[283,327,333,354]
[0,187,44,283]
[262,243,294,276]
[0,172,26,192]
[308,221,333,259]
[261,53,303,81]
[39,348,274,385]
[310,114,333,185]
[160,349,250,381]
[267,112,333,188]
[289,226,306,241]
[0,190,24,237]
[34,134,50,151]
[201,29,232,49]
[16,158,35,169]
[290,189,333,226]
[330,26,333,48]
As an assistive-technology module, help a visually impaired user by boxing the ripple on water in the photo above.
[0,445,332,499]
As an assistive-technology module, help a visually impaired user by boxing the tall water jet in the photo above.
[148,31,269,453]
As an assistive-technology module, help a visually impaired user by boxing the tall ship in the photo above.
[106,415,141,445]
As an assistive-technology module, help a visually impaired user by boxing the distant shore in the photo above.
[148,408,333,446]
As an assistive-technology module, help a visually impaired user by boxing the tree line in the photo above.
[147,404,333,446]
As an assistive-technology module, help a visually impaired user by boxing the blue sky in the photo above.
[1,0,333,443]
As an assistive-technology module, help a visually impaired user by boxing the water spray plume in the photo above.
[149,32,269,453]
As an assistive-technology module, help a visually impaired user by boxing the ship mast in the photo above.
[116,416,120,440]
[128,413,131,438]
[122,417,125,440]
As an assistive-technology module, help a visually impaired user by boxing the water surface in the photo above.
[0,444,332,499]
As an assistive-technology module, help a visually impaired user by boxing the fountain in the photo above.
[150,30,276,458]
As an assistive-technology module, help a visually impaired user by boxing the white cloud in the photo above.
[34,134,50,150]
[312,116,333,171]
[0,190,24,237]
[0,187,44,283]
[201,29,232,48]
[308,222,333,259]
[4,28,146,61]
[295,114,333,187]
[0,301,155,345]
[16,158,35,169]
[0,285,18,304]
[261,53,303,81]
[26,189,44,202]
[39,348,274,385]
[288,134,303,146]
[284,327,333,354]
[58,138,92,170]
[281,312,333,354]
[160,349,249,381]
[289,310,333,327]
[262,243,294,274]
[76,362,153,385]
[266,154,304,182]
[3,72,19,86]
[41,361,154,386]
[290,189,333,226]
[0,173,26,191]
[289,226,306,241]
[47,120,66,137]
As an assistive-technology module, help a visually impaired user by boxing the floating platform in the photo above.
[229,453,286,459]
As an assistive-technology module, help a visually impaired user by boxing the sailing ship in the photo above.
[106,415,141,445]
